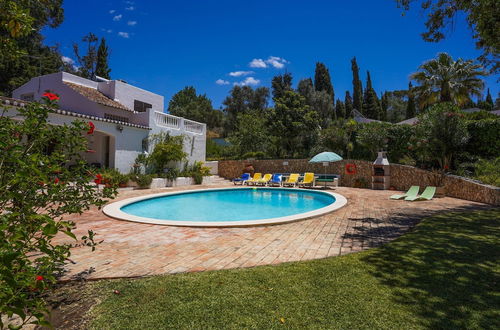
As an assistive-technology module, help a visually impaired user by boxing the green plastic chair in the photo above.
[405,186,436,201]
[390,186,419,200]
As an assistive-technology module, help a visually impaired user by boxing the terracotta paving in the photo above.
[56,184,491,280]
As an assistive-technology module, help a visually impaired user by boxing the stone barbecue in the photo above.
[372,151,390,190]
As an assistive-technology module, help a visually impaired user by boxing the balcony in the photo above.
[154,111,205,134]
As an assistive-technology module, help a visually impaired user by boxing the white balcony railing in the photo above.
[154,111,180,129]
[184,119,205,134]
[154,111,205,134]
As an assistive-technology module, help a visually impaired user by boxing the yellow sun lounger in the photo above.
[299,172,315,187]
[282,173,300,187]
[256,173,272,186]
[245,173,262,185]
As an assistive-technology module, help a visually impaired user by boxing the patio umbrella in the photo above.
[309,152,343,188]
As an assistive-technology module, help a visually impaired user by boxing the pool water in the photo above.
[121,188,336,222]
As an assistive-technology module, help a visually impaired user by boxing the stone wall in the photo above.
[218,159,499,205]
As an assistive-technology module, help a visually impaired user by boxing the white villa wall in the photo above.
[48,112,149,173]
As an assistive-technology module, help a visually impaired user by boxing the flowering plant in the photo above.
[0,97,116,327]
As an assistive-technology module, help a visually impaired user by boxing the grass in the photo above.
[85,209,500,329]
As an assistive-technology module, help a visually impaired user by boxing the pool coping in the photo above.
[102,187,348,227]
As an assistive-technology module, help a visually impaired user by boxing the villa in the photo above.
[4,72,206,173]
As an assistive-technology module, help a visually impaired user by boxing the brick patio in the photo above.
[57,184,490,280]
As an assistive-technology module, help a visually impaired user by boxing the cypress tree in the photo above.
[485,88,494,110]
[335,99,346,119]
[96,38,111,79]
[314,62,334,100]
[351,57,363,113]
[362,71,381,119]
[380,92,388,121]
[344,91,353,118]
[406,82,416,119]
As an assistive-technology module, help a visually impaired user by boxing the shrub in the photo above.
[465,118,500,159]
[101,168,128,187]
[412,103,469,169]
[0,97,116,327]
[473,157,500,187]
[130,174,152,189]
[146,132,187,174]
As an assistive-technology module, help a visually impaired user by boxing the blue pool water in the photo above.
[121,188,336,222]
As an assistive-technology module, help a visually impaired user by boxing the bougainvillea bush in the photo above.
[0,95,116,327]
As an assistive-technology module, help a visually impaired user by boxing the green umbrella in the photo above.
[309,151,343,163]
[309,152,343,188]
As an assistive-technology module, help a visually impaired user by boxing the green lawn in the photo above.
[87,209,500,329]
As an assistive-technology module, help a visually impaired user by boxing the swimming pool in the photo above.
[103,187,347,227]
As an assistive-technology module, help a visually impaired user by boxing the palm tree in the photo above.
[410,53,487,109]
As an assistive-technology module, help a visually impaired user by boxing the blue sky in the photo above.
[43,0,498,109]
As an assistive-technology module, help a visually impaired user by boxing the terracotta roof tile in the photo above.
[64,82,132,112]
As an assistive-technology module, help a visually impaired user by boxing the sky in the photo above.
[43,0,499,110]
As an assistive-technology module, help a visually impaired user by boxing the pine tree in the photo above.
[335,99,346,119]
[351,57,363,113]
[380,92,388,121]
[362,71,381,119]
[73,32,98,79]
[95,38,111,79]
[344,91,353,118]
[406,82,416,119]
[314,62,334,100]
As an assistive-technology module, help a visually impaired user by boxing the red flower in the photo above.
[54,178,60,184]
[42,92,59,101]
[443,165,449,170]
[86,149,96,153]
[94,174,103,185]
[36,275,44,281]
[37,181,45,186]
[87,121,95,135]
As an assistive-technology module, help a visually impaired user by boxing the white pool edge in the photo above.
[102,187,348,227]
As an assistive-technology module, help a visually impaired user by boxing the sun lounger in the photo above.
[233,173,251,185]
[268,174,283,187]
[390,186,419,200]
[298,172,315,187]
[245,173,262,185]
[282,173,300,187]
[405,186,436,201]
[256,173,272,186]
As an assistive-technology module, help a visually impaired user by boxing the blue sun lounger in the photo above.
[268,174,283,187]
[233,173,251,185]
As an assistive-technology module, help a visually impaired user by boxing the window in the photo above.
[134,100,152,112]
[104,113,130,123]
[20,93,34,101]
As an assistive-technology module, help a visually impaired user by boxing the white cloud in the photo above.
[234,77,260,86]
[229,70,254,77]
[216,79,230,85]
[101,28,113,33]
[266,56,288,69]
[127,20,137,26]
[113,14,122,21]
[249,58,267,68]
[249,56,289,69]
[118,32,130,38]
[125,6,135,10]
[61,56,74,65]
[125,0,134,4]
[109,9,116,14]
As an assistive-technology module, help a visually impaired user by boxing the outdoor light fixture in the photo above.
[116,124,124,132]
